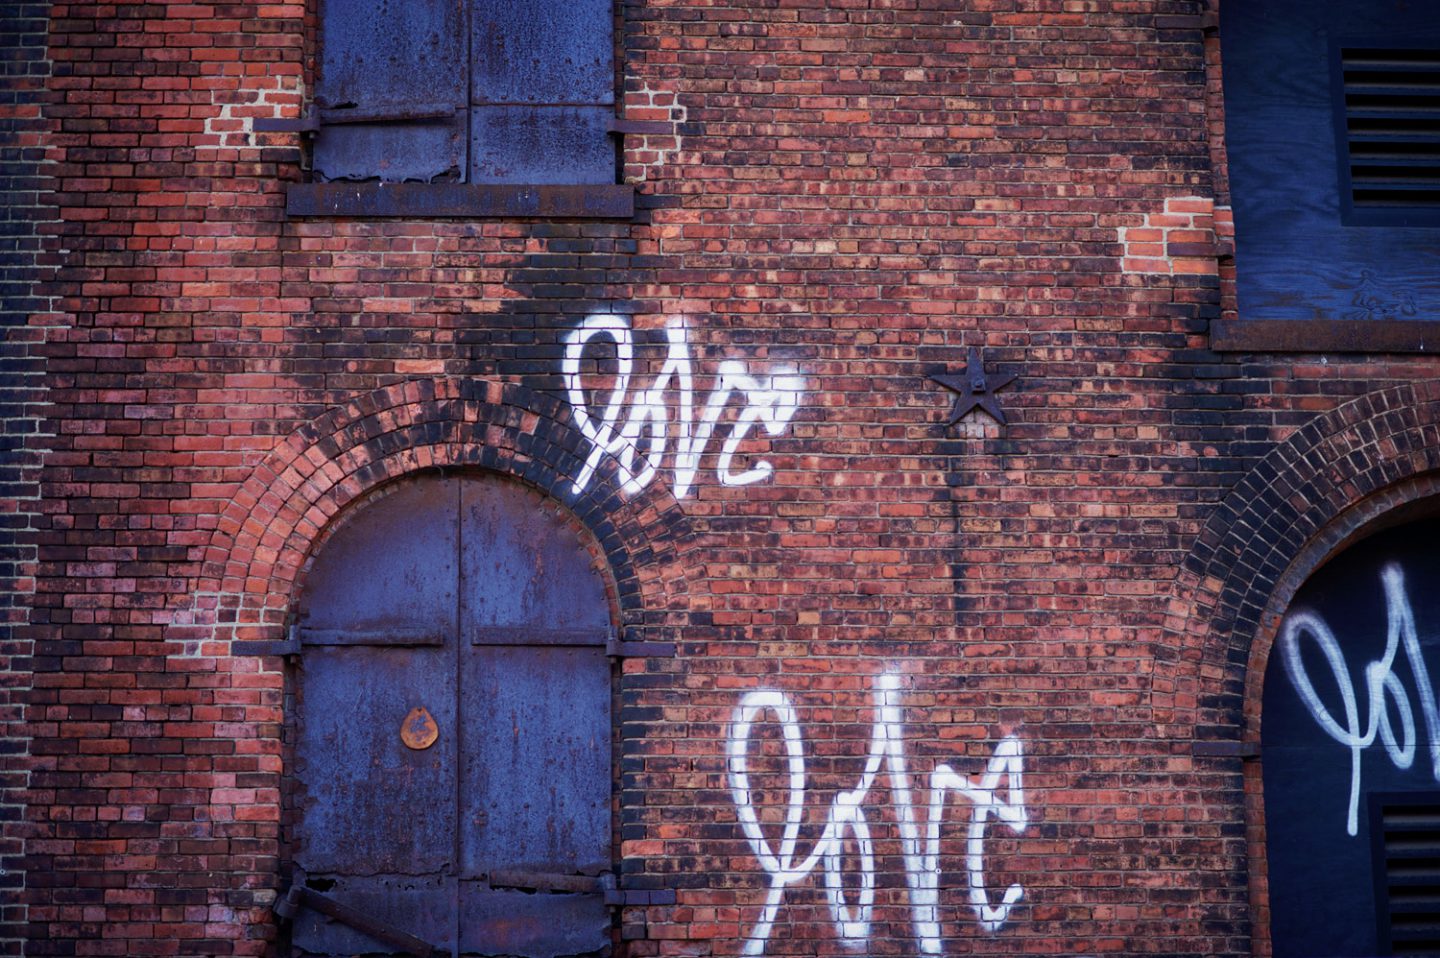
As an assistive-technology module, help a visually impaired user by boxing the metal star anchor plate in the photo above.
[931,347,1016,425]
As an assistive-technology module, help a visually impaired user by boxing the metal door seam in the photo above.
[452,478,463,958]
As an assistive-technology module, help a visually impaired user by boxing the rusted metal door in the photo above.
[290,475,613,957]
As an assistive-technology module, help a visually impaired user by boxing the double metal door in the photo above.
[288,475,613,957]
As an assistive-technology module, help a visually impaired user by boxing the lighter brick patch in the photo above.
[623,82,688,184]
[169,591,285,659]
[205,75,306,149]
[1119,196,1233,276]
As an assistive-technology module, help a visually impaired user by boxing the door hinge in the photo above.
[232,624,301,657]
[255,103,466,135]
[608,118,674,137]
[1191,739,1259,759]
[253,114,320,134]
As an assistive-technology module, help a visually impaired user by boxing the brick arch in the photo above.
[1160,379,1440,738]
[186,377,694,649]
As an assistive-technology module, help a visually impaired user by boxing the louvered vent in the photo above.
[1340,48,1440,219]
[1376,799,1440,955]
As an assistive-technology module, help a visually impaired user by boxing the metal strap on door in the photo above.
[276,868,622,958]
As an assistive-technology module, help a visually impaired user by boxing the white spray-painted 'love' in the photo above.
[728,673,1027,955]
[563,315,804,498]
[1280,562,1440,836]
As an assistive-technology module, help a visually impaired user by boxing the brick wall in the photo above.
[0,2,54,952]
[17,1,1440,956]
[25,4,302,953]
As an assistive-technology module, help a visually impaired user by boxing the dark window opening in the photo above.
[1212,0,1440,353]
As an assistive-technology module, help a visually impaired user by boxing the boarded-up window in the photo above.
[312,0,616,186]
[1213,0,1440,351]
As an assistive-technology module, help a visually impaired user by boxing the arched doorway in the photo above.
[1263,518,1440,957]
[282,473,616,957]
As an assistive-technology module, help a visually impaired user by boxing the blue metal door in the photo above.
[288,475,613,958]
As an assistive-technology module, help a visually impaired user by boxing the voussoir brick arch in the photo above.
[1159,379,1440,741]
[190,377,695,650]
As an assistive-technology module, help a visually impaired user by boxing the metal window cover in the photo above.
[468,106,617,186]
[316,0,466,112]
[470,0,615,106]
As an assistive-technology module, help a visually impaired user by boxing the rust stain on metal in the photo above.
[401,706,440,751]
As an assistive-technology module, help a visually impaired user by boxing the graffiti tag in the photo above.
[1280,562,1440,835]
[727,673,1027,955]
[563,314,804,498]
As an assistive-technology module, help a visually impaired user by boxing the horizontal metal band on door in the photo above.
[469,627,609,647]
[485,868,613,894]
[298,628,446,646]
[297,628,611,647]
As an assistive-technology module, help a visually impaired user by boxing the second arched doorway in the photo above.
[1263,517,1440,957]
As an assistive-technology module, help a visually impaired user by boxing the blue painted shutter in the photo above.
[312,0,468,183]
[469,0,617,185]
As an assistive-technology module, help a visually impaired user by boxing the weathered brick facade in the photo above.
[9,0,1440,955]
[1,1,56,951]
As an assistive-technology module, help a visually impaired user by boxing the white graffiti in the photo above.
[563,314,805,498]
[1280,562,1440,836]
[727,673,1027,955]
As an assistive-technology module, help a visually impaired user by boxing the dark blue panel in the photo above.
[299,478,459,642]
[1223,0,1440,324]
[456,476,612,957]
[459,475,611,633]
[295,478,463,954]
[470,0,615,105]
[292,474,613,957]
[291,875,455,956]
[459,645,611,876]
[1262,519,1440,957]
[296,644,458,877]
[458,885,610,958]
[468,106,616,186]
[315,0,467,182]
[313,117,467,184]
[318,0,465,111]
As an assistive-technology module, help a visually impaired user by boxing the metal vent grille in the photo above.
[1340,47,1440,218]
[1376,798,1440,955]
